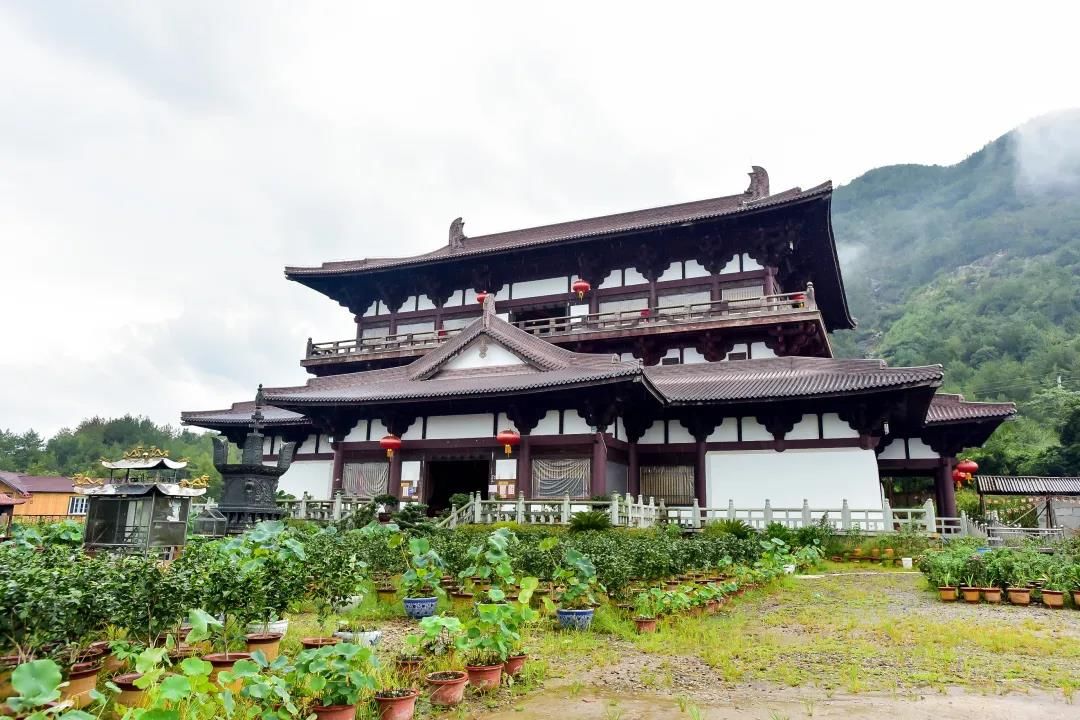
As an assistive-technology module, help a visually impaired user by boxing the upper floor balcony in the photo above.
[302,287,830,375]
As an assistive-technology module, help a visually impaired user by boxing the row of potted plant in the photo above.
[920,543,1080,608]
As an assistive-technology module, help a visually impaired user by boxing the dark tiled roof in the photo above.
[976,476,1080,495]
[925,393,1016,424]
[645,357,943,404]
[181,401,309,427]
[0,492,26,506]
[285,183,831,277]
[0,472,73,495]
[265,311,641,406]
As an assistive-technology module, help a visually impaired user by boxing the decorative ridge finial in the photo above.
[250,384,265,434]
[449,217,467,250]
[745,166,770,199]
[481,292,495,325]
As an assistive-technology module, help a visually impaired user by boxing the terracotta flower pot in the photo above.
[113,672,147,708]
[983,587,1003,604]
[1007,587,1031,606]
[203,652,252,692]
[937,586,958,602]
[1072,590,1080,608]
[61,660,102,709]
[635,617,658,634]
[312,704,357,720]
[960,587,981,603]
[706,599,721,614]
[466,663,503,691]
[245,633,283,660]
[377,587,397,602]
[1042,590,1065,609]
[426,671,469,706]
[396,656,423,677]
[301,637,340,650]
[504,654,527,677]
[374,689,419,720]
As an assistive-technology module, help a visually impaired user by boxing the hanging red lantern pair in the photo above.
[496,428,520,456]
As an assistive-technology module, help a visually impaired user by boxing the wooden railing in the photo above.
[306,287,819,361]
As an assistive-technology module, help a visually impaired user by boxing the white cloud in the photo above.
[1,1,1079,436]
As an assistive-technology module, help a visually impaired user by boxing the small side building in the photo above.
[0,471,83,519]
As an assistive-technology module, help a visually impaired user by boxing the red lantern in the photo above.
[952,469,967,484]
[379,434,402,459]
[476,291,489,304]
[955,459,979,475]
[571,279,591,300]
[496,428,520,457]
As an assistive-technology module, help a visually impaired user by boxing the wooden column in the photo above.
[935,459,956,518]
[517,435,532,499]
[388,310,398,336]
[647,278,658,313]
[591,432,607,497]
[627,442,640,498]
[331,442,345,494]
[694,439,707,506]
[389,452,403,501]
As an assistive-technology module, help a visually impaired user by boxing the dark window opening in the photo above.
[511,304,571,335]
[425,459,491,515]
[727,351,748,361]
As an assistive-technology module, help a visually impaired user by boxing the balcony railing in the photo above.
[306,288,817,362]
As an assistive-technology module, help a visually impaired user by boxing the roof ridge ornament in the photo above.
[449,217,467,250]
[745,166,770,200]
[481,292,496,325]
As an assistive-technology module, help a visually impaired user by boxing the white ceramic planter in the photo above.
[247,619,289,636]
[783,564,796,575]
[333,630,382,647]
[335,595,366,613]
[901,557,913,569]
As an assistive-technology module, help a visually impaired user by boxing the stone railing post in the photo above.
[880,498,892,533]
[727,499,736,521]
[691,497,701,529]
[561,494,571,524]
[658,498,667,525]
[298,495,308,520]
[763,499,773,525]
[449,503,458,529]
[516,493,525,524]
[923,498,936,534]
[841,498,851,530]
[801,499,811,527]
[624,492,633,526]
[806,281,817,310]
[332,492,343,521]
[959,510,969,537]
[473,491,482,524]
[610,492,620,526]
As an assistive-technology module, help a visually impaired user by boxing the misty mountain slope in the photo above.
[830,111,1080,410]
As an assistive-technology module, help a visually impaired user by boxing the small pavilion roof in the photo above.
[924,393,1016,424]
[976,476,1080,496]
[285,182,831,278]
[0,492,26,506]
[182,401,309,428]
[644,357,943,405]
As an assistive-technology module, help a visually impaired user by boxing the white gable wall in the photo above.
[442,340,527,370]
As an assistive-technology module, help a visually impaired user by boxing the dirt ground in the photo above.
[475,571,1080,719]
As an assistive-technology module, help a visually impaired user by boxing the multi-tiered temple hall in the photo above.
[183,168,1014,517]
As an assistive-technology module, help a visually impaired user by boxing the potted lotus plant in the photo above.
[502,577,539,677]
[460,603,517,691]
[390,535,447,619]
[288,642,378,720]
[404,616,469,707]
[374,494,400,523]
[633,587,663,633]
[547,545,605,630]
[373,665,420,720]
[1041,559,1071,609]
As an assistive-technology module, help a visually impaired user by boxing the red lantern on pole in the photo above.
[571,279,591,300]
[496,428,520,457]
[955,459,979,475]
[476,291,489,304]
[379,434,402,459]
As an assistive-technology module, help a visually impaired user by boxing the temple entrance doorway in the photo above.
[425,459,491,515]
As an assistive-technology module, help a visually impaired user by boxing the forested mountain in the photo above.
[832,110,1080,475]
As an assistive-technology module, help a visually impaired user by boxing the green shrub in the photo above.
[763,522,794,545]
[568,511,613,533]
[702,519,756,540]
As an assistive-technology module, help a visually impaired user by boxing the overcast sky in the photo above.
[2,2,1079,438]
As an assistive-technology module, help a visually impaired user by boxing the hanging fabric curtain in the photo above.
[532,457,590,498]
[342,462,389,498]
[640,465,694,506]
